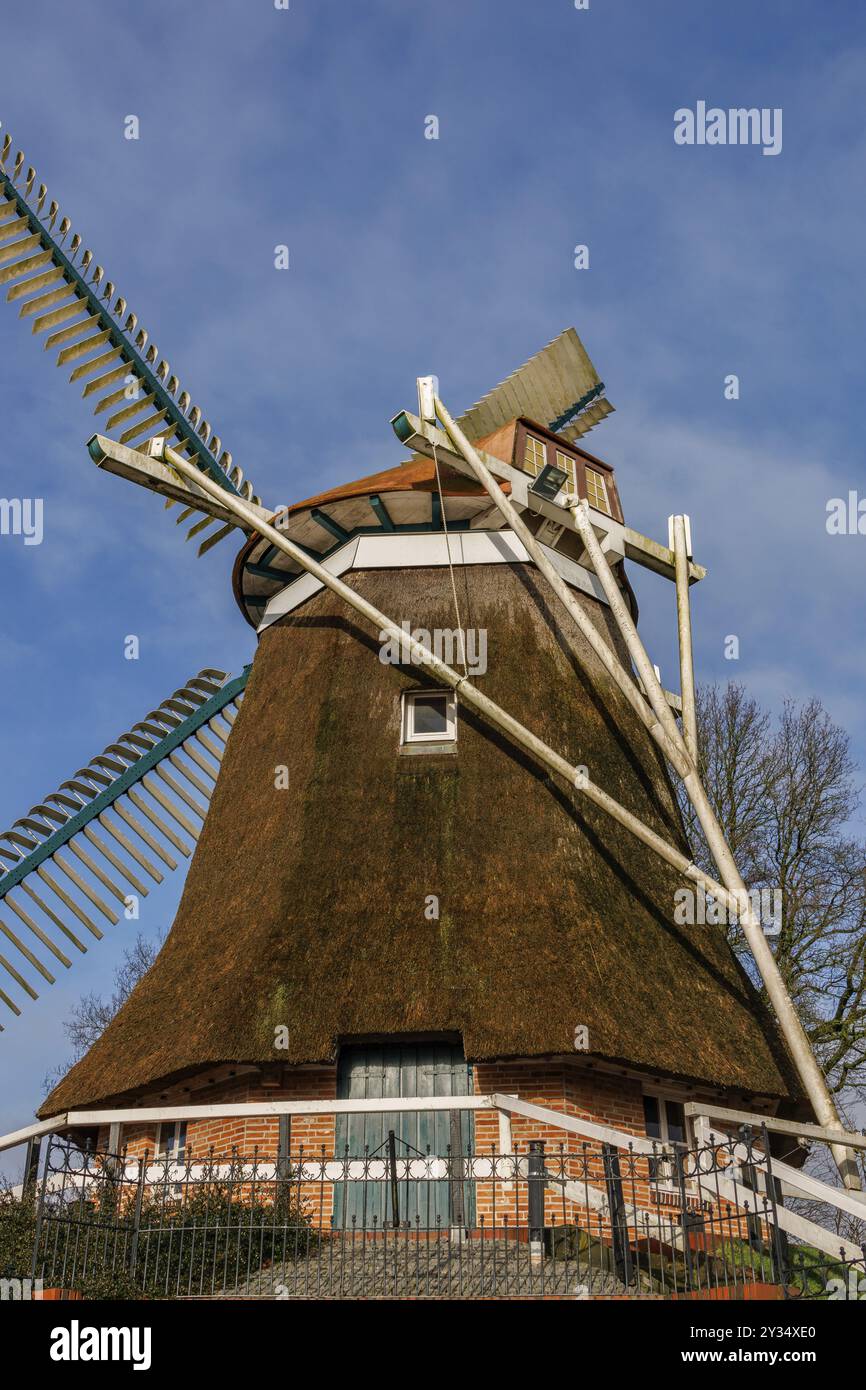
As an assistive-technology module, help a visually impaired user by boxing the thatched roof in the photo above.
[41,562,800,1116]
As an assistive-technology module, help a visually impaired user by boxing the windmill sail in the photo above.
[457,327,615,444]
[0,128,262,552]
[0,668,247,1023]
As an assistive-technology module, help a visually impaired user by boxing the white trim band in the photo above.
[257,529,608,632]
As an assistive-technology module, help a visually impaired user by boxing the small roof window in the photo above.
[401,690,457,745]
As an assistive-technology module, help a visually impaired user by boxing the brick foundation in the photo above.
[95,1058,752,1236]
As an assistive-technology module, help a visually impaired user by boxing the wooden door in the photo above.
[333,1043,474,1230]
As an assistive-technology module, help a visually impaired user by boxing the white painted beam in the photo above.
[0,1115,65,1154]
[493,1093,657,1156]
[686,1102,866,1151]
[65,1095,498,1128]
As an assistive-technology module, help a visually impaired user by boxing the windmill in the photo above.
[0,123,859,1201]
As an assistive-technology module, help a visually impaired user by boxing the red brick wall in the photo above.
[102,1069,337,1161]
[471,1062,649,1230]
[99,1060,743,1238]
[101,1071,338,1224]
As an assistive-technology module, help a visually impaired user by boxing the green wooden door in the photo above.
[334,1043,474,1230]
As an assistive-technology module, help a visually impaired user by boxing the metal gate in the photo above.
[333,1043,475,1229]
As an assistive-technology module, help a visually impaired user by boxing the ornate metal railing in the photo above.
[23,1131,866,1300]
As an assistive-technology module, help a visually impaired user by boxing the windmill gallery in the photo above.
[0,123,863,1302]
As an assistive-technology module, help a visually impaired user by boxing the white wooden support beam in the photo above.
[685,1102,866,1151]
[670,514,699,765]
[64,1095,499,1128]
[0,1115,66,1154]
[696,1118,866,1218]
[694,1168,865,1266]
[0,1096,501,1154]
[87,435,272,529]
[493,1093,657,1156]
[623,526,705,585]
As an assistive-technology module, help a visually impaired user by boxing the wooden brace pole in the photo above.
[432,399,856,1188]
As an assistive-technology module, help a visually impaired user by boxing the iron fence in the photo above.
[27,1130,866,1300]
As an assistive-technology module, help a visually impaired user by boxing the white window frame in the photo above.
[156,1119,188,1161]
[642,1091,692,1192]
[401,689,457,745]
[585,466,611,516]
[524,434,548,477]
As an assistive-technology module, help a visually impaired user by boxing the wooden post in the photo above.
[23,1134,41,1193]
[569,497,859,1188]
[670,514,699,765]
[527,1140,545,1268]
[448,1110,466,1233]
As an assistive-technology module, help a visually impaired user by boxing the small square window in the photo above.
[401,689,457,745]
[643,1093,691,1188]
[156,1121,187,1161]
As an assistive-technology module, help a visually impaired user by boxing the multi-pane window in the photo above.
[156,1120,187,1161]
[520,428,617,518]
[585,466,611,515]
[555,451,578,495]
[643,1094,688,1186]
[523,434,547,477]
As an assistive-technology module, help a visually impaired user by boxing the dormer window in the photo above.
[514,420,622,523]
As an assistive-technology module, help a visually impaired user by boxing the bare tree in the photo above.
[679,684,866,1108]
[43,931,164,1095]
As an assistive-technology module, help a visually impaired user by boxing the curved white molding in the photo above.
[258,529,607,633]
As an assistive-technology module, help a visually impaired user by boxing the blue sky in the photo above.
[1,0,865,1164]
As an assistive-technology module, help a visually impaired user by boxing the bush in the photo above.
[132,1174,317,1296]
[1,1164,316,1300]
[0,1181,144,1300]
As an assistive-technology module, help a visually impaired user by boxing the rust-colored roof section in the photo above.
[289,457,509,512]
